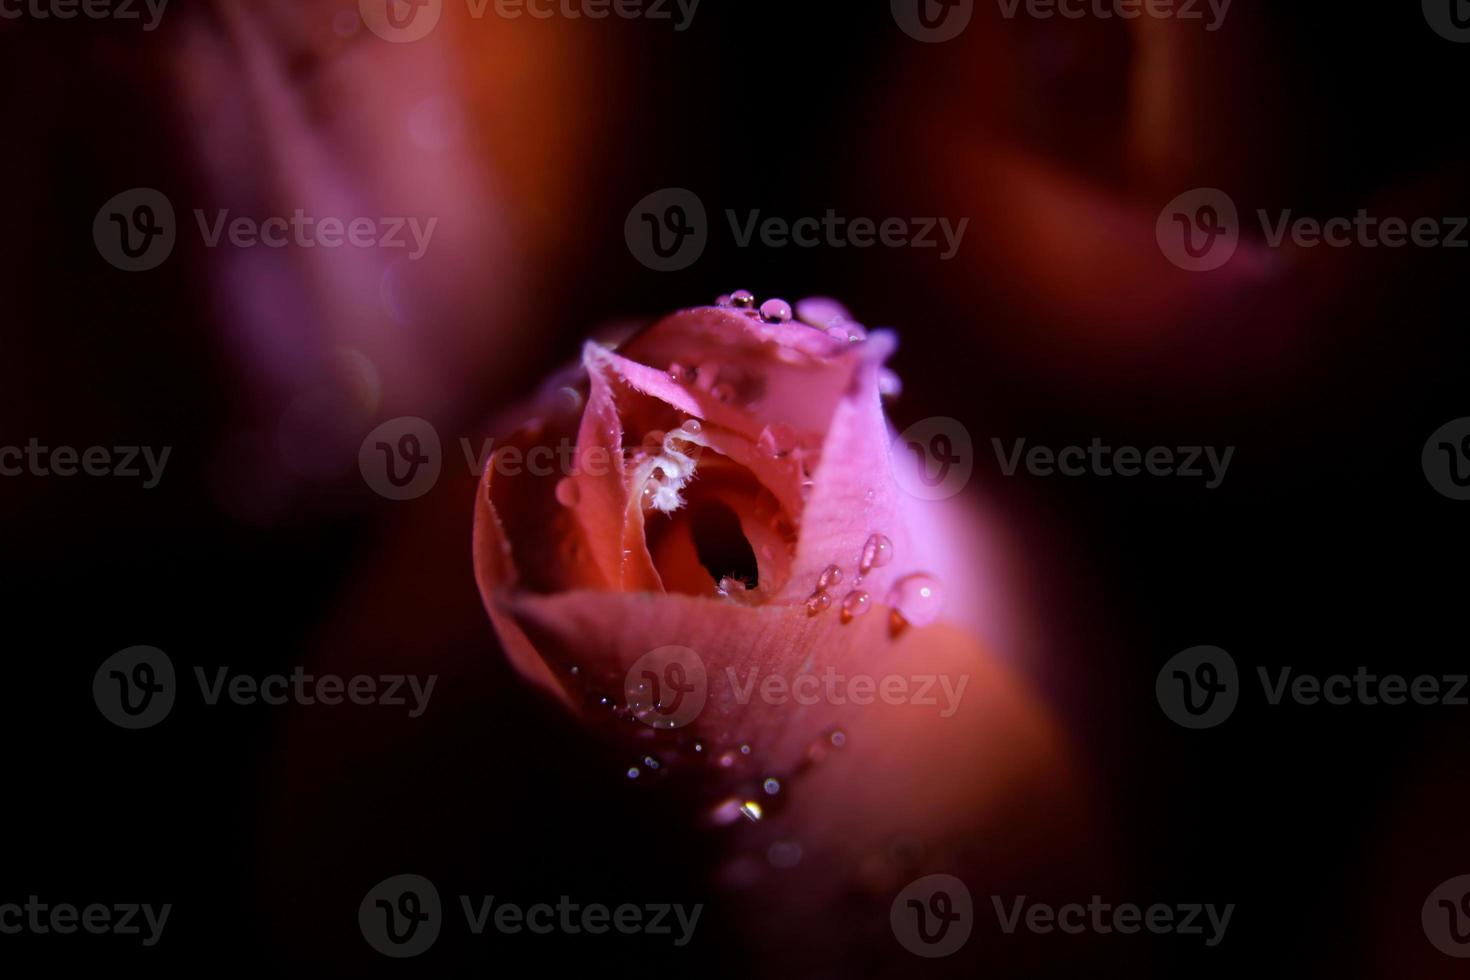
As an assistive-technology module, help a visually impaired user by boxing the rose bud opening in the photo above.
[473,293,1092,969]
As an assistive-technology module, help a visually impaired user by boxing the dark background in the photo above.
[3,1,1468,975]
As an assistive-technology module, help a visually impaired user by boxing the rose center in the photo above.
[688,499,760,589]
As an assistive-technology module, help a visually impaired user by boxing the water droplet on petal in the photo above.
[762,777,781,795]
[556,385,583,414]
[886,573,943,628]
[731,289,756,309]
[840,590,871,622]
[878,368,903,400]
[817,564,842,591]
[759,298,793,324]
[859,533,894,576]
[554,477,580,507]
[830,729,847,748]
[626,767,641,779]
[716,294,732,307]
[806,591,832,616]
[795,296,852,329]
[681,418,703,435]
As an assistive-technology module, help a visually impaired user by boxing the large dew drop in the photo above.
[858,533,894,577]
[554,477,580,508]
[886,573,943,628]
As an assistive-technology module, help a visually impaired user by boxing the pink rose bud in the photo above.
[473,294,1091,968]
